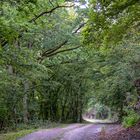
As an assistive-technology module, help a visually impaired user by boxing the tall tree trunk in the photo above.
[23,80,29,124]
[8,65,13,74]
[61,97,68,121]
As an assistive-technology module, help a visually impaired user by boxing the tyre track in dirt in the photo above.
[19,124,120,140]
[19,124,84,140]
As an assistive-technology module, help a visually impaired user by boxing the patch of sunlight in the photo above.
[83,117,115,124]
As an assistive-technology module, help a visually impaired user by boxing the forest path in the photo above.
[19,123,120,140]
[83,117,116,124]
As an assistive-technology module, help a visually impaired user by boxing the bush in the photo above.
[122,110,140,128]
[0,119,61,133]
[0,105,8,130]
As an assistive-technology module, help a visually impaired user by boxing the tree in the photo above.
[83,0,140,120]
[0,0,90,129]
[83,0,140,46]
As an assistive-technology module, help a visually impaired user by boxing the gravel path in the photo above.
[19,124,84,140]
[19,124,120,140]
[61,124,103,140]
[61,124,120,140]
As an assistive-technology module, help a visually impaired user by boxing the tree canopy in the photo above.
[0,0,140,130]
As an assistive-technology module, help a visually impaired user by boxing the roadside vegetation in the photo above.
[0,121,68,140]
[0,129,36,140]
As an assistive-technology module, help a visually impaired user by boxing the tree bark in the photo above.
[23,80,29,124]
[8,65,13,74]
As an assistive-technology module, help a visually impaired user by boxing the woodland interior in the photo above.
[0,0,140,140]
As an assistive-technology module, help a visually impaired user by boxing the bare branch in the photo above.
[38,45,81,63]
[1,40,7,46]
[1,4,74,47]
[38,22,86,60]
[29,5,74,23]
[38,21,86,60]
[41,40,68,57]
[72,22,86,34]
[49,0,54,7]
[45,46,81,57]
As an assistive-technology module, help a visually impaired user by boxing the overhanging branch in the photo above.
[1,4,74,47]
[46,46,81,57]
[72,22,86,34]
[30,5,74,22]
[42,40,68,57]
[39,22,86,60]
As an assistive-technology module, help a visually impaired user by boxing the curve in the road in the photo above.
[19,123,121,140]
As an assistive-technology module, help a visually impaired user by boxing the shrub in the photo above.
[122,110,140,128]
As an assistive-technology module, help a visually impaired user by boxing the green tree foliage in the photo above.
[0,0,90,130]
[83,0,140,46]
[83,0,140,122]
[0,0,140,131]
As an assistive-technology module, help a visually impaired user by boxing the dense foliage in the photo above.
[0,0,90,130]
[83,0,140,122]
[0,0,140,131]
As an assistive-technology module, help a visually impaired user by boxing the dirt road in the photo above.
[19,123,120,140]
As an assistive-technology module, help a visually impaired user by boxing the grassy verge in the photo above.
[0,123,69,140]
[0,129,36,140]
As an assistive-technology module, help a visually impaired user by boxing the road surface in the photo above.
[19,123,120,140]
